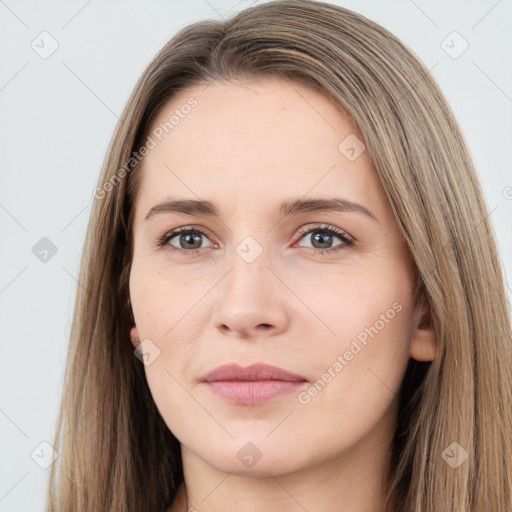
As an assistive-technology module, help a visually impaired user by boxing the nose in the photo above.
[211,251,289,340]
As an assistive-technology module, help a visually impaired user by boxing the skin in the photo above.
[128,76,437,512]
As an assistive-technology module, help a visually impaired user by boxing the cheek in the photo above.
[129,261,205,340]
[130,250,415,381]
[293,259,413,347]
[128,251,416,473]
[296,270,414,414]
[291,252,411,362]
[129,264,203,431]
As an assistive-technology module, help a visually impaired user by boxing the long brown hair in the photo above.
[45,1,512,510]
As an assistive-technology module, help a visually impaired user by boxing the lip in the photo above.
[201,363,308,405]
[202,363,307,383]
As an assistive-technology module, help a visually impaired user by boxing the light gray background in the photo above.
[0,1,510,510]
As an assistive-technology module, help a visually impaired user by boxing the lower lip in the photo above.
[204,380,308,405]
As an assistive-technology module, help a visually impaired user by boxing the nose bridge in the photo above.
[225,237,272,307]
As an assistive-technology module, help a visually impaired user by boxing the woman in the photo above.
[45,1,512,511]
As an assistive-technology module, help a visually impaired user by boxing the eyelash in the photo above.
[156,224,355,257]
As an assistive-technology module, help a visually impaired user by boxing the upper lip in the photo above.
[202,363,308,382]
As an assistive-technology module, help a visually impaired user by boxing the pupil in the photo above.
[312,231,332,248]
[182,233,201,249]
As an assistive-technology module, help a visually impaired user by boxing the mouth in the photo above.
[201,363,309,405]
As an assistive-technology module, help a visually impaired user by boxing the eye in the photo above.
[157,227,215,255]
[294,224,354,255]
[157,223,354,256]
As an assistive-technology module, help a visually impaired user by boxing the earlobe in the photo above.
[409,292,437,362]
[127,295,140,348]
[410,332,437,361]
[130,326,140,348]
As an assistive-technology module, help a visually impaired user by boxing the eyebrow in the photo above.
[144,197,378,223]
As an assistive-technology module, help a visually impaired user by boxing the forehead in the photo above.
[149,76,361,159]
[134,77,383,217]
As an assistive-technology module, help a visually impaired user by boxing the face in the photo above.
[129,77,435,478]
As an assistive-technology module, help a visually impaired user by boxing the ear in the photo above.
[409,288,437,362]
[130,326,141,349]
[127,295,140,348]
